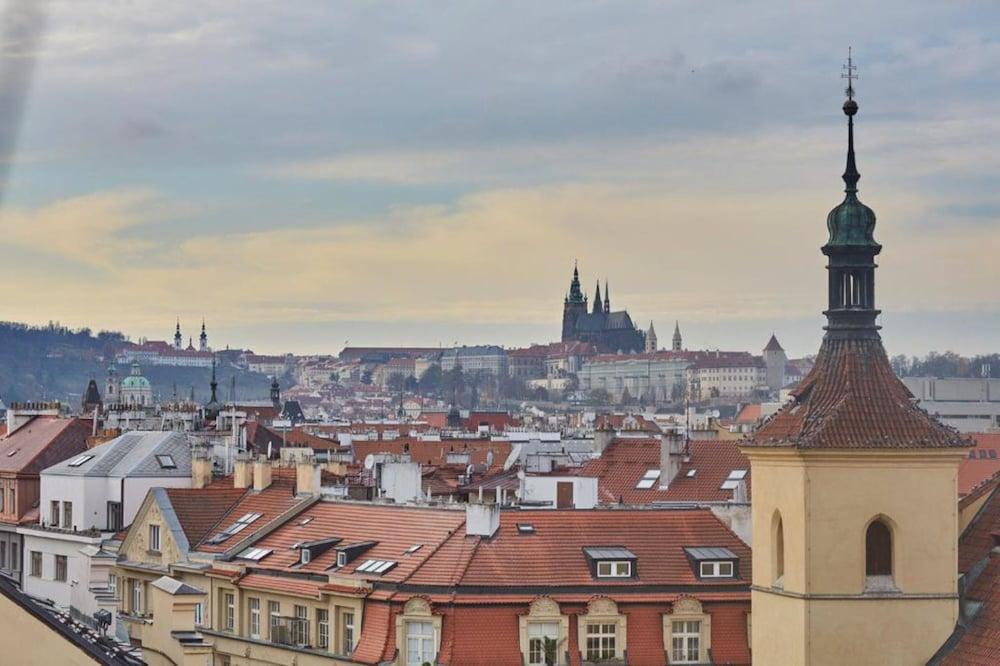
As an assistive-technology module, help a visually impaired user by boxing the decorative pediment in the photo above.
[672,597,703,615]
[586,597,619,616]
[528,596,560,617]
[403,597,432,616]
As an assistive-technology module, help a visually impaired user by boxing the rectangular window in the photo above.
[269,600,280,639]
[108,573,117,594]
[11,541,18,571]
[699,560,734,578]
[585,623,617,661]
[317,608,329,649]
[50,500,60,527]
[194,602,203,626]
[671,620,701,663]
[132,580,143,614]
[527,622,560,665]
[596,561,631,578]
[406,621,434,665]
[149,524,161,552]
[107,502,123,531]
[0,541,5,569]
[30,550,41,577]
[248,598,260,638]
[293,605,308,645]
[341,610,354,654]
[8,489,14,514]
[62,501,72,529]
[54,555,67,582]
[224,592,235,631]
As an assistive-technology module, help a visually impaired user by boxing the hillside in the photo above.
[0,321,276,408]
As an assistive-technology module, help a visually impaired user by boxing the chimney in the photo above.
[658,432,684,489]
[594,422,615,455]
[6,401,61,436]
[466,502,500,538]
[191,445,213,489]
[296,455,321,496]
[253,456,273,491]
[233,452,253,489]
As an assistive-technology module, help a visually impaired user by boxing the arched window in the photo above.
[865,520,892,576]
[772,511,785,586]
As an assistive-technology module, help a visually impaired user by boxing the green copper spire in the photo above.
[825,49,879,250]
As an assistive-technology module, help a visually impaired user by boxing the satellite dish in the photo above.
[364,454,376,470]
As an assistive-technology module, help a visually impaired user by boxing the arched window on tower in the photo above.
[772,510,785,588]
[865,519,892,577]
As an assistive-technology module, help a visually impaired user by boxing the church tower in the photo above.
[561,263,588,342]
[593,281,603,315]
[199,319,209,352]
[741,56,970,665]
[173,318,182,350]
[645,321,657,353]
[671,321,682,351]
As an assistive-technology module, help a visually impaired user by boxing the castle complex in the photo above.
[560,266,645,353]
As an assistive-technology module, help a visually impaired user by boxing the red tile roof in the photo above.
[960,434,1000,496]
[351,438,511,474]
[0,417,90,475]
[748,337,970,449]
[164,486,248,547]
[938,552,1000,665]
[959,484,1000,574]
[735,403,762,424]
[351,601,394,664]
[578,438,751,504]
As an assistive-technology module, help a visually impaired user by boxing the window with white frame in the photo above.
[194,601,203,627]
[585,623,616,661]
[293,605,309,645]
[249,598,260,637]
[108,573,117,594]
[224,592,235,631]
[699,560,734,578]
[131,580,143,614]
[269,600,280,638]
[671,620,701,663]
[149,524,161,552]
[527,622,560,665]
[317,608,329,649]
[635,469,660,489]
[405,621,435,665]
[596,560,631,578]
[341,610,354,654]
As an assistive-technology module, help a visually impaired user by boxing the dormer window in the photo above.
[337,551,347,568]
[301,549,311,565]
[584,547,637,579]
[685,547,738,579]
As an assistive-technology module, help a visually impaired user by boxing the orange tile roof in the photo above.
[735,403,762,424]
[960,433,1000,496]
[351,601,394,664]
[237,573,322,599]
[959,484,1000,574]
[0,417,90,475]
[578,438,751,504]
[938,552,1000,665]
[749,337,970,449]
[164,486,248,547]
[351,438,511,473]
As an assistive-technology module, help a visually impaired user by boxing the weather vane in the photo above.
[841,47,858,100]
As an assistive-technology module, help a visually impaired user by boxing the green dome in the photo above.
[825,193,879,248]
[121,375,151,389]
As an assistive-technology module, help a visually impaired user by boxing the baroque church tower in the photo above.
[741,58,970,664]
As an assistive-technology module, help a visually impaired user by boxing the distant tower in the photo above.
[593,281,603,315]
[561,263,588,342]
[199,319,208,352]
[204,354,221,419]
[603,280,610,313]
[173,319,182,350]
[270,376,281,409]
[763,333,788,392]
[105,364,120,404]
[645,322,657,353]
[82,377,102,414]
[672,321,682,351]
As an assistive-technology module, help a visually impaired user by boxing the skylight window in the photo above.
[67,454,93,467]
[299,517,313,526]
[404,544,423,555]
[635,469,661,489]
[720,480,740,490]
[686,469,697,478]
[727,469,748,480]
[155,454,176,469]
[516,523,536,534]
[205,512,264,544]
[355,559,397,575]
[238,547,272,561]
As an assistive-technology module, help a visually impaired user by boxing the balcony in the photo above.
[271,616,310,648]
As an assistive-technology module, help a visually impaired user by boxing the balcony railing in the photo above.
[271,616,310,647]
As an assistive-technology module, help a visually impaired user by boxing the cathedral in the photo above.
[561,265,645,353]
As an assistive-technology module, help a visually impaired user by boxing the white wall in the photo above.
[18,530,100,610]
[520,476,598,509]
[39,474,190,532]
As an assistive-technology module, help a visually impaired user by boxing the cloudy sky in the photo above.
[1,0,998,358]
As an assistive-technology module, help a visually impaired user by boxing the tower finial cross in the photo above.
[841,47,858,100]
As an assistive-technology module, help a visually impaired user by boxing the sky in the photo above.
[0,0,998,358]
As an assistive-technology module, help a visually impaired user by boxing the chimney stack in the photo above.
[466,502,500,538]
[6,401,61,436]
[191,445,213,489]
[253,456,273,491]
[233,451,253,489]
[594,421,615,455]
[658,432,685,489]
[296,455,321,496]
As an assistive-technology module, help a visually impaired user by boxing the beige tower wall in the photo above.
[745,447,964,666]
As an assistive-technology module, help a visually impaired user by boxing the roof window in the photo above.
[205,511,264,544]
[720,469,748,490]
[516,523,535,535]
[67,454,93,467]
[685,547,738,579]
[237,547,272,561]
[635,469,661,489]
[583,546,638,579]
[155,454,176,469]
[404,544,423,555]
[686,469,697,478]
[355,559,397,575]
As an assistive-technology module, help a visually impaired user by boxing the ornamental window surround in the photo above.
[663,598,712,665]
[395,598,441,666]
[576,598,627,663]
[519,598,569,666]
